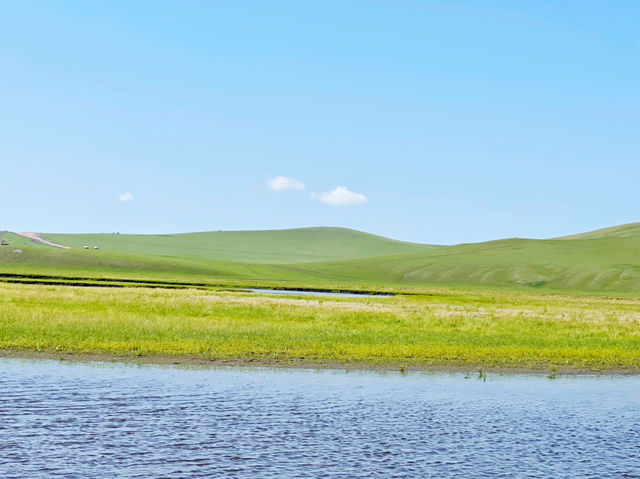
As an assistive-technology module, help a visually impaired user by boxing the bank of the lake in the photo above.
[1,282,639,373]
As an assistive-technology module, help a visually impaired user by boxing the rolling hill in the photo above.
[556,222,640,240]
[299,234,640,293]
[39,228,431,264]
[2,224,640,294]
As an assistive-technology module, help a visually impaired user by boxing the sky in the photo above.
[1,0,639,244]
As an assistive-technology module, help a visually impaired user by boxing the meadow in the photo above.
[2,224,640,372]
[1,282,639,372]
[5,223,640,295]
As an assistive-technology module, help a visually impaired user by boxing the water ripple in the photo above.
[1,359,639,478]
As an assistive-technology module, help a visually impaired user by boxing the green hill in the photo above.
[299,229,640,293]
[0,228,432,284]
[39,228,430,264]
[3,223,640,295]
[556,222,640,240]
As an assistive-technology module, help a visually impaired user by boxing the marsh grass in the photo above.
[1,283,639,371]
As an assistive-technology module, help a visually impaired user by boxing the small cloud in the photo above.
[118,192,134,202]
[267,176,306,192]
[315,186,367,206]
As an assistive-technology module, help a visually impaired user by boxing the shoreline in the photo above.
[2,349,638,376]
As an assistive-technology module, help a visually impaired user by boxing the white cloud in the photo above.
[267,176,306,191]
[315,186,367,206]
[118,192,134,202]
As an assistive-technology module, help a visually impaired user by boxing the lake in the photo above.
[248,288,391,298]
[1,358,639,478]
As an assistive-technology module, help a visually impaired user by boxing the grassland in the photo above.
[1,282,639,373]
[42,227,430,263]
[2,224,640,372]
[4,224,640,295]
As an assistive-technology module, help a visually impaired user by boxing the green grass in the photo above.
[298,234,640,293]
[3,225,640,371]
[1,282,639,371]
[5,223,640,295]
[41,227,430,263]
[556,222,640,240]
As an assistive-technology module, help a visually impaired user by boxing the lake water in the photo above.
[248,288,390,298]
[1,358,639,478]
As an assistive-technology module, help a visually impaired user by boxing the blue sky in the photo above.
[1,1,638,244]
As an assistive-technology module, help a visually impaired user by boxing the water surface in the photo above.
[248,288,389,298]
[1,358,639,478]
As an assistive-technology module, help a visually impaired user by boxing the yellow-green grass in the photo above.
[2,282,639,372]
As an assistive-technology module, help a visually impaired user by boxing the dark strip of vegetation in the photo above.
[0,272,210,287]
[0,278,203,290]
[0,273,396,296]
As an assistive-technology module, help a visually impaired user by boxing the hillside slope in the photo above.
[556,222,640,240]
[297,233,640,293]
[3,224,640,294]
[40,227,432,264]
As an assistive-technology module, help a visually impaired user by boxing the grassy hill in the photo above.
[3,224,640,295]
[556,222,640,240]
[0,228,432,286]
[39,228,430,264]
[298,234,640,293]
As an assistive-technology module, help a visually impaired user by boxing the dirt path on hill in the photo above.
[18,233,71,249]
